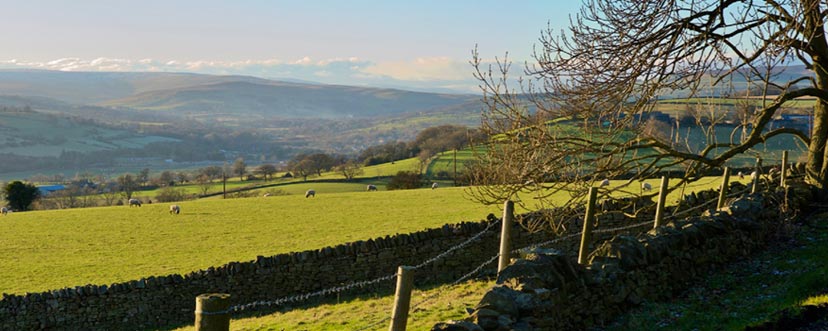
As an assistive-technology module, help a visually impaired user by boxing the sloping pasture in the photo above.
[0,187,497,295]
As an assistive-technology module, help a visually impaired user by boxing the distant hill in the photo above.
[0,69,476,119]
[101,80,475,119]
[0,70,271,104]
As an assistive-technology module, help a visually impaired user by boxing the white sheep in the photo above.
[263,193,271,197]
[600,179,610,187]
[305,189,316,198]
[431,182,438,190]
[366,184,377,191]
[738,171,744,180]
[128,198,142,207]
[1,207,8,215]
[641,182,652,191]
[169,204,180,215]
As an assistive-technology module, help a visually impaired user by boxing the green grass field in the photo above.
[172,279,496,331]
[0,186,499,295]
[426,149,476,177]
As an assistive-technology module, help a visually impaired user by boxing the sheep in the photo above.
[600,178,610,187]
[738,171,745,180]
[305,189,316,198]
[128,198,142,207]
[1,207,8,215]
[641,182,652,191]
[431,182,438,190]
[169,205,180,215]
[263,193,271,197]
[366,184,377,191]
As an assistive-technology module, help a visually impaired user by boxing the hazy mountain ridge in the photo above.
[0,70,476,119]
[100,80,476,119]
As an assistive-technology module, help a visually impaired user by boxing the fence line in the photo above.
[228,218,502,314]
[230,274,396,313]
[222,176,763,329]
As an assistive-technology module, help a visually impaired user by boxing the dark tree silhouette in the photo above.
[3,181,41,211]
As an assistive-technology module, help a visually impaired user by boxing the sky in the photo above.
[0,1,581,93]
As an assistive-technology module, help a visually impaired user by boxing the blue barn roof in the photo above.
[38,185,66,195]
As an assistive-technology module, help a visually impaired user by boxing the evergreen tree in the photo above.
[3,181,41,211]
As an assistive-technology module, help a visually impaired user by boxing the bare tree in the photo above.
[232,157,247,181]
[99,181,120,206]
[195,175,212,196]
[290,159,314,181]
[117,174,139,200]
[469,0,828,220]
[336,161,364,181]
[255,164,277,181]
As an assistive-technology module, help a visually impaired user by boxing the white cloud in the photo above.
[293,56,312,65]
[360,57,471,81]
[0,56,485,93]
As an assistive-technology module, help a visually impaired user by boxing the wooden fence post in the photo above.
[498,200,515,274]
[781,150,788,187]
[653,176,669,229]
[752,157,762,194]
[578,187,598,265]
[717,167,731,210]
[195,293,231,331]
[389,266,415,331]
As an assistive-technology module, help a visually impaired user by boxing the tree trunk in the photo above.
[805,0,828,191]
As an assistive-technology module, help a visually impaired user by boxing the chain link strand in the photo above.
[229,273,396,313]
[228,219,501,315]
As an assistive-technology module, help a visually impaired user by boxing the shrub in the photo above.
[155,187,189,202]
[387,171,424,190]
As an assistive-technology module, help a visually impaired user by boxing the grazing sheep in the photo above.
[431,182,438,190]
[169,205,180,215]
[367,184,377,191]
[128,198,142,207]
[641,182,652,191]
[1,207,8,215]
[738,171,745,180]
[263,193,271,197]
[305,189,316,198]
[600,179,610,187]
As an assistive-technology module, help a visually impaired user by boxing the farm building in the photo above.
[37,184,66,196]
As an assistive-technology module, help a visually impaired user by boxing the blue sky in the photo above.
[0,1,581,93]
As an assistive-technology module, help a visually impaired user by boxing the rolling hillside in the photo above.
[101,80,476,119]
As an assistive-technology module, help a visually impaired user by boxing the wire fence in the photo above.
[222,176,766,330]
[368,185,761,330]
[228,218,502,314]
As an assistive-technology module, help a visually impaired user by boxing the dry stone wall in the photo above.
[433,182,811,331]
